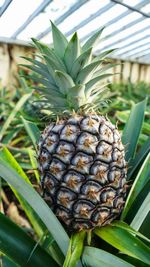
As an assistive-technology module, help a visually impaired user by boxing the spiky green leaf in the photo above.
[51,21,68,59]
[92,63,119,78]
[94,225,150,265]
[55,70,75,94]
[2,255,19,267]
[82,27,104,51]
[82,247,134,267]
[21,117,40,151]
[64,32,81,73]
[32,38,48,53]
[0,157,69,256]
[122,98,147,162]
[70,48,92,79]
[0,212,58,267]
[43,55,66,75]
[31,39,67,71]
[128,137,150,180]
[121,152,150,220]
[21,56,48,72]
[112,221,150,244]
[67,84,86,109]
[85,73,113,97]
[23,74,52,88]
[0,147,49,240]
[130,192,150,232]
[92,49,116,62]
[0,93,32,141]
[76,60,102,84]
[20,64,55,84]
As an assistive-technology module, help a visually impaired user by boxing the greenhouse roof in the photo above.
[0,0,150,64]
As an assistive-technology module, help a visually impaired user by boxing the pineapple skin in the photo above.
[38,114,127,231]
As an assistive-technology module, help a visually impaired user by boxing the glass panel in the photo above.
[0,0,42,37]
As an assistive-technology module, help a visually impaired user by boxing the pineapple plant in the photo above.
[22,22,127,231]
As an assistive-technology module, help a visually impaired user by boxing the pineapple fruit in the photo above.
[23,22,127,231]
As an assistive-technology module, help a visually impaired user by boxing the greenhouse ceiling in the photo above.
[0,0,150,64]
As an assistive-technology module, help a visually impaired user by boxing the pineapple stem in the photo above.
[63,230,86,267]
[86,230,92,246]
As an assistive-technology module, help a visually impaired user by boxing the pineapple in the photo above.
[23,22,127,231]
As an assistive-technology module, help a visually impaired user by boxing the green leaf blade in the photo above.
[55,70,75,94]
[82,246,134,267]
[0,93,32,141]
[75,61,102,84]
[122,98,147,162]
[67,85,86,109]
[51,21,68,59]
[82,27,104,51]
[64,32,81,73]
[94,224,150,265]
[0,157,69,256]
[128,137,150,180]
[85,73,113,97]
[130,192,150,232]
[2,255,20,267]
[21,116,40,150]
[70,47,92,80]
[0,212,58,267]
[122,152,150,220]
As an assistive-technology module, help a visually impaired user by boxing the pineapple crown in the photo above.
[22,21,116,114]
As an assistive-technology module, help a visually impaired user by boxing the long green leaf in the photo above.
[0,148,65,265]
[70,48,92,79]
[82,27,104,51]
[119,255,150,267]
[122,99,147,162]
[0,157,69,256]
[0,148,64,267]
[76,60,102,84]
[20,64,55,84]
[85,73,114,97]
[82,246,134,267]
[2,255,19,267]
[21,116,40,150]
[121,152,150,220]
[31,40,67,72]
[44,54,66,74]
[94,225,150,265]
[139,212,150,240]
[23,73,54,88]
[128,137,150,180]
[0,147,47,237]
[130,192,150,231]
[21,56,48,72]
[0,93,32,141]
[0,212,58,267]
[28,149,40,183]
[92,49,116,62]
[2,128,21,144]
[42,56,60,78]
[64,32,81,73]
[125,179,150,228]
[51,21,68,59]
[55,70,75,94]
[67,85,86,108]
[112,221,150,243]
[93,63,119,78]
